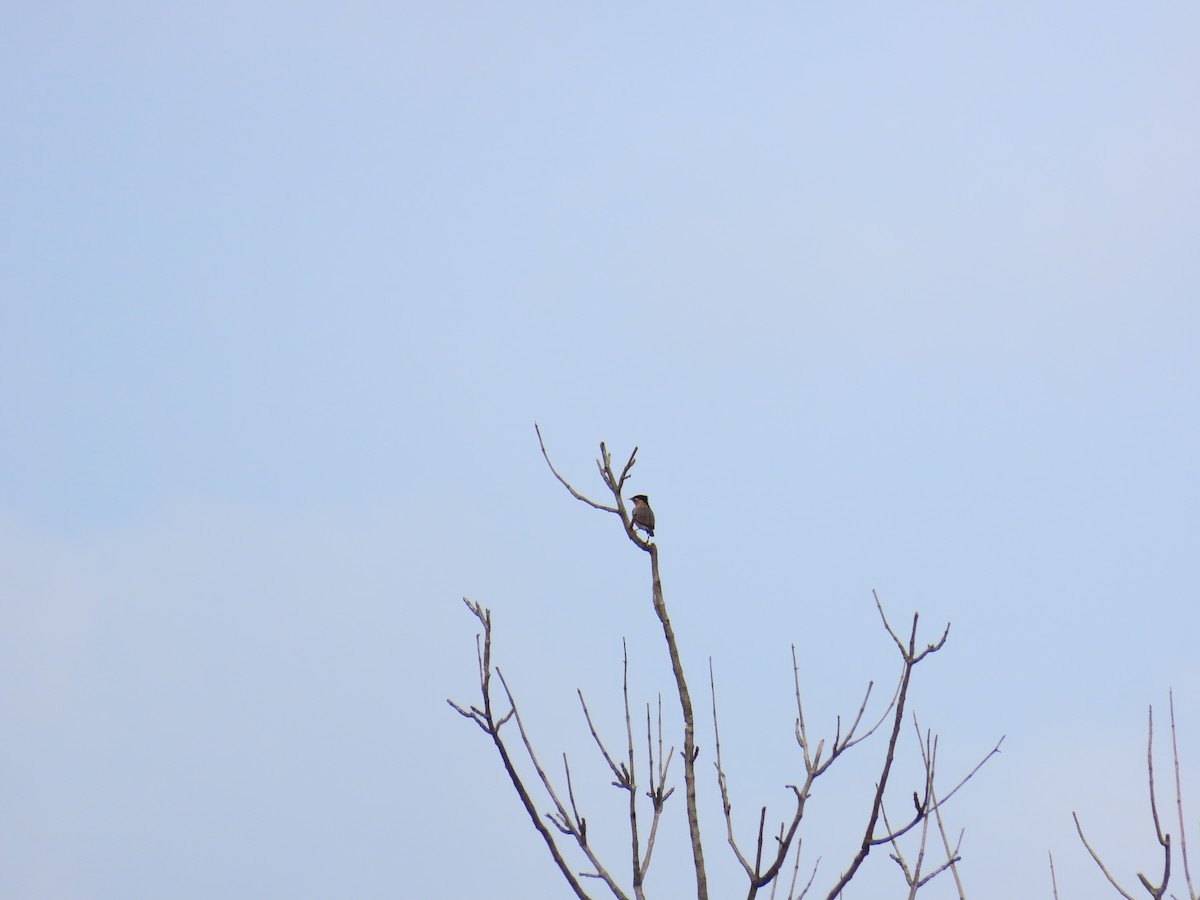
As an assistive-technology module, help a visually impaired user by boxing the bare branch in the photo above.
[615,443,639,492]
[880,800,913,888]
[496,667,632,900]
[926,736,967,898]
[711,658,757,879]
[594,440,652,550]
[1074,811,1140,900]
[535,426,705,896]
[751,785,810,892]
[711,657,815,899]
[755,806,769,880]
[873,590,910,656]
[772,830,792,900]
[834,680,875,752]
[792,645,814,771]
[1072,698,1193,900]
[621,641,646,900]
[793,645,896,781]
[474,629,484,685]
[563,755,585,841]
[833,676,902,761]
[795,857,821,900]
[640,695,674,877]
[447,600,596,900]
[871,590,950,664]
[772,837,805,900]
[914,854,964,892]
[1169,691,1195,900]
[1137,704,1172,898]
[824,612,919,898]
[446,698,490,732]
[647,545,707,897]
[1049,852,1059,900]
[879,724,935,900]
[579,690,626,785]
[912,620,951,663]
[535,423,619,513]
[911,722,969,897]
[872,736,1004,846]
[825,596,969,899]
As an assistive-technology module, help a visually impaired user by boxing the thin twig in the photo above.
[579,690,626,784]
[791,644,896,779]
[880,799,914,891]
[535,423,619,513]
[795,857,821,900]
[563,754,586,841]
[622,641,646,900]
[835,676,900,759]
[1074,811,1140,900]
[711,658,757,879]
[776,837,803,900]
[872,736,1004,846]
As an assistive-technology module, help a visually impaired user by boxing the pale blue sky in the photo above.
[3,3,1198,898]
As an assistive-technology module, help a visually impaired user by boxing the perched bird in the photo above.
[630,494,655,538]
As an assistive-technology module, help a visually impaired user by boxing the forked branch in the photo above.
[575,640,673,900]
[447,599,596,900]
[537,425,708,900]
[712,657,810,899]
[825,593,999,899]
[1074,693,1198,900]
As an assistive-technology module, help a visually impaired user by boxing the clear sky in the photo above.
[3,3,1198,898]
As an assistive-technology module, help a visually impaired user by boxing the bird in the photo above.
[630,494,655,538]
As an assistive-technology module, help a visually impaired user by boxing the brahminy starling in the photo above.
[630,494,655,538]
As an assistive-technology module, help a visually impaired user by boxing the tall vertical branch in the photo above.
[621,642,646,900]
[1073,702,1171,900]
[536,425,708,900]
[1169,691,1196,900]
[647,538,708,899]
[824,610,923,899]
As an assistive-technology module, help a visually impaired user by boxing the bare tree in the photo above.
[448,428,1002,898]
[1073,691,1197,900]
